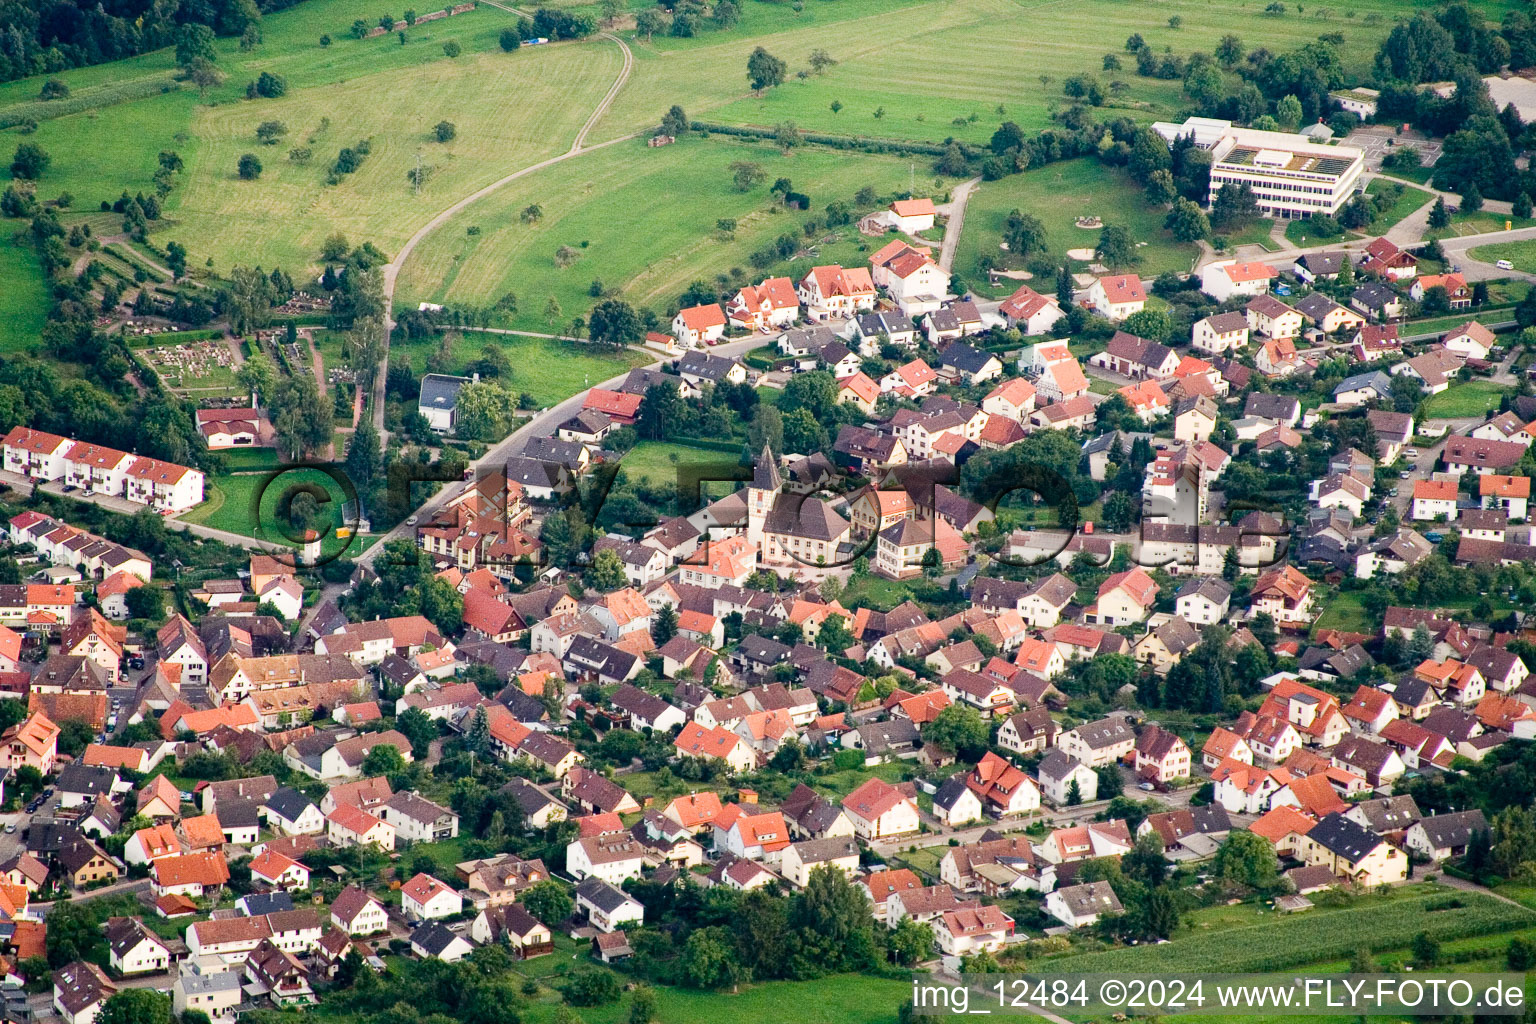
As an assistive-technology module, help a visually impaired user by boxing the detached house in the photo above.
[841,778,919,839]
[1086,274,1146,320]
[798,265,876,320]
[1200,259,1277,302]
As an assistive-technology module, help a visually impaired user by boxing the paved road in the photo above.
[374,28,637,435]
[936,176,980,273]
[352,334,769,569]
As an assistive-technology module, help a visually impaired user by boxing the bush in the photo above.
[434,121,456,143]
[443,40,461,57]
[236,153,262,180]
[39,79,69,100]
[499,27,521,50]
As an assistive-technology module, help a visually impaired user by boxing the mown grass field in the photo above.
[394,136,918,324]
[0,237,48,355]
[1469,238,1536,272]
[180,465,370,558]
[388,331,650,406]
[954,156,1199,296]
[0,0,618,275]
[1422,380,1509,419]
[1357,178,1435,236]
[618,440,744,486]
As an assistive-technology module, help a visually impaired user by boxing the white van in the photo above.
[1497,259,1515,270]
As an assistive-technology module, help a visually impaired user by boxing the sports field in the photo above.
[393,135,920,326]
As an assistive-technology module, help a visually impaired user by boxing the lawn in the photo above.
[619,441,745,488]
[838,573,915,611]
[521,970,910,1024]
[1422,380,1509,420]
[179,466,367,559]
[0,236,47,355]
[952,157,1199,298]
[389,331,650,407]
[1311,589,1373,634]
[394,135,919,328]
[1356,178,1434,236]
[1469,238,1536,273]
[1430,209,1536,241]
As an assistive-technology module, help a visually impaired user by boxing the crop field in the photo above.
[393,135,919,324]
[954,156,1199,296]
[1037,889,1534,975]
[593,0,1483,147]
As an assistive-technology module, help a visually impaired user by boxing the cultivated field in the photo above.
[0,238,48,354]
[393,135,920,325]
[594,0,1487,147]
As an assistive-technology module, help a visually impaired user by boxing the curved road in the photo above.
[373,29,637,432]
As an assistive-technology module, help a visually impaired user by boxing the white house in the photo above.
[400,873,463,921]
[672,304,728,347]
[1086,274,1146,320]
[1200,260,1277,302]
[1044,881,1123,929]
[330,886,390,936]
[106,917,172,976]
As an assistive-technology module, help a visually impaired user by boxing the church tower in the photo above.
[745,443,782,551]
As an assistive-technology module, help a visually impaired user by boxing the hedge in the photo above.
[690,120,958,159]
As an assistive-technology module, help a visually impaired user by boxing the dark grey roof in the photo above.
[1243,392,1300,422]
[1307,812,1383,861]
[524,436,591,469]
[1415,810,1488,850]
[939,342,997,375]
[1334,370,1392,397]
[1352,282,1398,308]
[410,921,464,955]
[418,373,472,412]
[57,763,116,797]
[1297,251,1346,276]
[500,777,565,817]
[678,351,743,381]
[264,787,316,824]
[575,877,636,914]
[1070,717,1134,751]
[737,635,791,666]
[240,891,295,916]
[503,456,565,490]
[1037,749,1084,783]
[792,836,859,864]
[1350,795,1421,833]
[1295,291,1343,320]
[933,776,974,813]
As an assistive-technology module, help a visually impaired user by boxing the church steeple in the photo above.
[751,443,783,492]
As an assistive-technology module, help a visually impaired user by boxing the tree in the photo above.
[1412,931,1441,968]
[628,987,656,1024]
[236,351,278,403]
[1210,182,1259,227]
[589,549,626,591]
[660,105,688,138]
[1095,764,1123,799]
[1274,93,1304,130]
[362,743,406,776]
[1212,830,1280,889]
[1095,224,1137,268]
[651,604,678,646]
[587,298,643,348]
[1164,197,1210,241]
[924,704,990,761]
[10,144,49,180]
[562,967,620,1006]
[1144,168,1176,206]
[1138,886,1181,939]
[434,121,456,142]
[124,585,165,621]
[255,120,287,145]
[1428,196,1451,229]
[175,23,217,69]
[681,927,744,989]
[237,153,262,180]
[1216,33,1244,66]
[1463,182,1483,213]
[775,120,802,152]
[888,918,933,966]
[747,46,787,93]
[97,988,171,1024]
[808,48,837,75]
[1002,208,1047,259]
[1517,193,1533,219]
[499,26,521,50]
[730,160,766,192]
[1065,778,1082,805]
[635,9,664,39]
[817,613,853,654]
